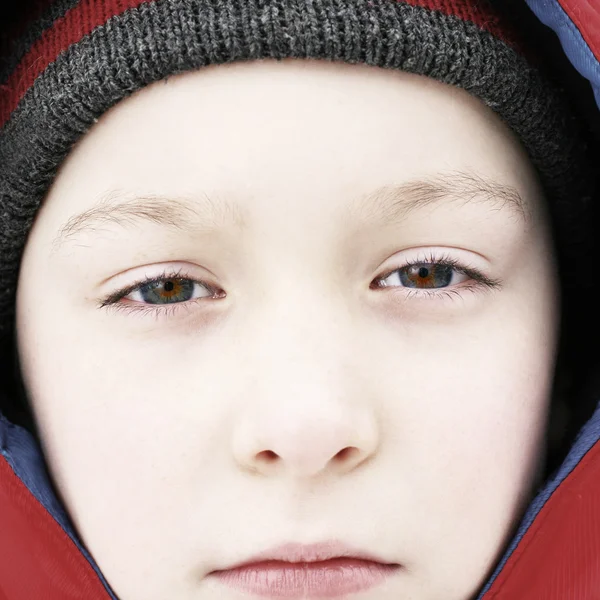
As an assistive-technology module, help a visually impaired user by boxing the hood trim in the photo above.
[476,399,600,597]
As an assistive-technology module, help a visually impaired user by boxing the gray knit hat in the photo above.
[0,0,596,420]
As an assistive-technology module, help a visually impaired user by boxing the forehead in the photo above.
[40,58,543,236]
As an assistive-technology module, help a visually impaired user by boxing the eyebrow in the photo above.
[51,189,246,254]
[51,171,529,254]
[344,170,530,229]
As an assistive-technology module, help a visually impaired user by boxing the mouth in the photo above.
[207,541,402,598]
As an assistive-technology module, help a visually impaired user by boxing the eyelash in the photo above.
[371,250,502,302]
[97,251,502,318]
[97,266,222,320]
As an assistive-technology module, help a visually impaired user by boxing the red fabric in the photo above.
[558,0,600,60]
[0,456,111,600]
[0,0,522,129]
[482,440,600,599]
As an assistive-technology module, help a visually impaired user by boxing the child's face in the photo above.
[15,59,559,600]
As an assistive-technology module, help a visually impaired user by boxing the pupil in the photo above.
[418,267,430,278]
[164,281,174,292]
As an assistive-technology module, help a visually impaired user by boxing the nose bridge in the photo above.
[250,279,351,383]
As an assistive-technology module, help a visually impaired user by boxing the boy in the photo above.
[1,1,599,599]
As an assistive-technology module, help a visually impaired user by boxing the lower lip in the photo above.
[209,558,400,598]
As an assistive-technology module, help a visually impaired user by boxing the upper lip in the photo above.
[214,540,399,570]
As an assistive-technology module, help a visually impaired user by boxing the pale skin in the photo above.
[16,58,559,599]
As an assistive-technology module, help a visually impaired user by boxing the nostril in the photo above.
[335,447,358,461]
[258,450,278,462]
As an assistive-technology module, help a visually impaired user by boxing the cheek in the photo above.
[383,328,554,494]
[384,305,557,588]
[395,247,559,501]
[15,326,229,584]
[417,341,552,511]
[16,299,209,518]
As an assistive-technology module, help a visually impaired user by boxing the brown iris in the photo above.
[399,264,454,289]
[139,279,196,304]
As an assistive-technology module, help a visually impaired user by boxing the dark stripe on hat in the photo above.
[0,0,81,85]
[0,0,525,128]
[0,0,152,127]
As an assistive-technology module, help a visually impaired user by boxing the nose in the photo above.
[232,388,380,480]
[231,291,381,481]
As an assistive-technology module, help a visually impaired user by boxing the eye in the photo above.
[371,251,502,300]
[126,277,210,305]
[376,262,470,289]
[98,267,224,317]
